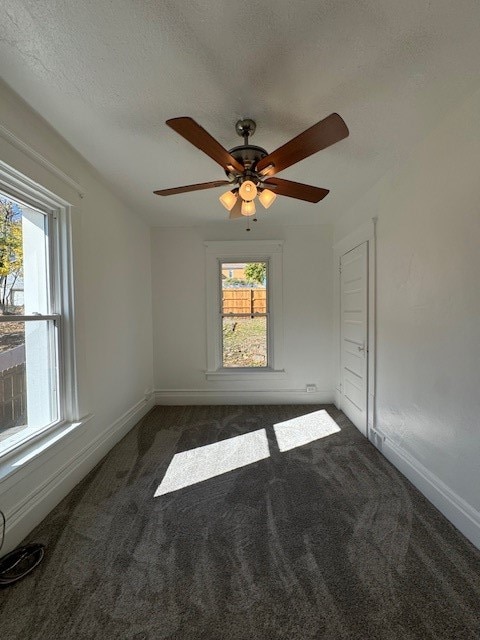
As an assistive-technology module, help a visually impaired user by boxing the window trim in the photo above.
[0,160,79,459]
[205,240,285,378]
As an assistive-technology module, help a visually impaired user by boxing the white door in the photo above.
[340,242,368,435]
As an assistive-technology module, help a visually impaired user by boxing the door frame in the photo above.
[333,218,377,440]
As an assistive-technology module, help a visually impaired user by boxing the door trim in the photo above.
[333,218,377,439]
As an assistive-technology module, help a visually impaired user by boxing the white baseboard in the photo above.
[155,388,335,405]
[2,396,154,554]
[334,387,342,410]
[381,437,480,550]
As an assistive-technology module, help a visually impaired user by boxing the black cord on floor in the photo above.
[0,510,45,587]
[0,510,5,552]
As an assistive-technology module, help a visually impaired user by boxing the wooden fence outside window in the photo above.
[222,288,267,315]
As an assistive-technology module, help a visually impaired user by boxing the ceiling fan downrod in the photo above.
[227,119,269,180]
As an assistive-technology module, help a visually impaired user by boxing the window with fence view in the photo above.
[221,261,268,367]
[0,193,59,450]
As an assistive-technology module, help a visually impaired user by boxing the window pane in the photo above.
[221,261,268,368]
[0,193,58,450]
[0,321,26,434]
[23,206,49,315]
[222,316,267,367]
[0,196,50,315]
[0,319,58,447]
[221,261,267,314]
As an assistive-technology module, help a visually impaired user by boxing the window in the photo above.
[205,241,284,378]
[221,261,268,367]
[0,163,76,456]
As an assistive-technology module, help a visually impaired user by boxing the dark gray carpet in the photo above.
[1,405,479,639]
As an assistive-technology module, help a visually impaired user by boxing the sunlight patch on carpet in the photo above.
[273,410,340,452]
[155,428,270,496]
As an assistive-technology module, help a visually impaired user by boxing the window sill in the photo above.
[205,368,286,381]
[0,414,93,483]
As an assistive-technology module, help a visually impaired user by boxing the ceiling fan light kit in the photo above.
[219,190,237,211]
[258,188,276,209]
[241,199,256,217]
[154,113,349,228]
[238,179,257,201]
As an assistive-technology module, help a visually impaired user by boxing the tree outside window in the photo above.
[0,198,23,313]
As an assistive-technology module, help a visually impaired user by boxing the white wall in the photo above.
[334,87,480,548]
[151,223,334,404]
[0,81,154,553]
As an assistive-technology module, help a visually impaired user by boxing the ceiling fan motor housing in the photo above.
[226,145,269,179]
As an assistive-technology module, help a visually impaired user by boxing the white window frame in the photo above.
[0,160,79,458]
[205,240,285,379]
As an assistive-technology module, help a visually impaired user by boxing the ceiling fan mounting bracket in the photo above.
[235,118,256,143]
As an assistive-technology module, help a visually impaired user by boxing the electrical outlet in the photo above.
[306,384,317,393]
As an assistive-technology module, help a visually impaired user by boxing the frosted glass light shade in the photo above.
[219,190,237,211]
[238,180,257,201]
[241,199,256,216]
[258,189,277,209]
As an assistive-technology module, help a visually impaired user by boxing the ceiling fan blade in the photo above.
[263,177,329,203]
[256,113,349,176]
[167,117,244,173]
[229,197,243,219]
[154,180,230,196]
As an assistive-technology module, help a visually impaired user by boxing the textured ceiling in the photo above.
[1,0,480,226]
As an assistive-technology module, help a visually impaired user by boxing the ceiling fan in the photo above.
[154,114,349,222]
